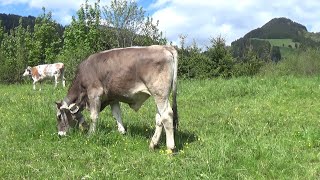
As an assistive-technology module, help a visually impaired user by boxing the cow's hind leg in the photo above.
[54,74,59,88]
[149,113,163,149]
[150,98,175,151]
[111,102,126,134]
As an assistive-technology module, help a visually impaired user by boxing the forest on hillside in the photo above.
[0,0,320,84]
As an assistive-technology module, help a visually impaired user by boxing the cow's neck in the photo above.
[63,78,82,106]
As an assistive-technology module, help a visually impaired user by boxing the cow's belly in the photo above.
[127,92,150,111]
[117,84,151,111]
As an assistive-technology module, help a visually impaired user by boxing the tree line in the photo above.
[1,0,319,84]
[0,0,168,83]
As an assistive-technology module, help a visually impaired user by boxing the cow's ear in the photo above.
[68,103,79,114]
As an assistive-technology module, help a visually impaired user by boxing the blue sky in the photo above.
[0,0,320,47]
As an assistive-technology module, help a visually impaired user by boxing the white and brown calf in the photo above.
[23,63,66,90]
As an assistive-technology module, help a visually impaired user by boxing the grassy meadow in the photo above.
[251,38,300,58]
[1,76,320,179]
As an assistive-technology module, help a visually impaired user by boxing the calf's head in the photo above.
[23,66,32,76]
[55,101,81,136]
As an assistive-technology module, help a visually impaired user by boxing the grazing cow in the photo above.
[23,63,66,90]
[55,45,178,151]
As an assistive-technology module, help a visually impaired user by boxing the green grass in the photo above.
[251,38,298,48]
[1,77,320,179]
[265,38,298,47]
[265,39,300,58]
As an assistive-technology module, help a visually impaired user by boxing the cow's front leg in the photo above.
[33,81,36,90]
[111,102,126,134]
[77,113,89,132]
[39,82,42,91]
[88,96,101,134]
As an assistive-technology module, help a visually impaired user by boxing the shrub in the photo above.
[259,48,320,76]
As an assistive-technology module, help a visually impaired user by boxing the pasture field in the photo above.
[251,38,300,58]
[265,39,300,58]
[1,76,320,179]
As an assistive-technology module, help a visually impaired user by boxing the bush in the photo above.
[259,48,320,76]
[232,49,265,77]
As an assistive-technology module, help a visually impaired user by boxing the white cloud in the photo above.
[0,0,111,25]
[1,0,320,46]
[150,0,320,47]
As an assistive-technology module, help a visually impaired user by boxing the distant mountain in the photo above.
[243,17,307,40]
[231,17,320,61]
[0,13,36,32]
[0,13,64,37]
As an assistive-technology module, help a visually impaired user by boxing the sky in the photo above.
[0,0,320,48]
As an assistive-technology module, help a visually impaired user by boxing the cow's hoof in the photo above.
[79,123,89,133]
[118,127,126,134]
[149,141,156,150]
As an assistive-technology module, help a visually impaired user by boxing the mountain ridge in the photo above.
[231,17,320,60]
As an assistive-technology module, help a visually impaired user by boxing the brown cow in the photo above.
[23,63,65,90]
[55,45,178,151]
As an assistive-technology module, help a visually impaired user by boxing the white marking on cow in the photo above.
[58,131,66,136]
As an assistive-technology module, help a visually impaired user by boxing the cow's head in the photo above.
[23,66,32,76]
[55,101,82,136]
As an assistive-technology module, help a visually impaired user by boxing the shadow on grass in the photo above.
[124,124,198,151]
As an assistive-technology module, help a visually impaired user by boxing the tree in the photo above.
[102,0,166,47]
[29,7,62,66]
[233,47,264,76]
[205,35,235,78]
[103,0,144,47]
[60,0,107,79]
[0,18,32,83]
[270,46,281,62]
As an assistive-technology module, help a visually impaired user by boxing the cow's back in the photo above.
[74,45,175,104]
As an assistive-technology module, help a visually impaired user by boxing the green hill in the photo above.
[244,17,307,40]
[0,13,36,32]
[231,17,320,61]
[0,13,64,36]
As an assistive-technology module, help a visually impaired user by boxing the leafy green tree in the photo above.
[233,48,264,76]
[0,18,32,83]
[205,36,235,78]
[103,0,166,47]
[103,0,144,47]
[136,16,167,45]
[29,7,62,66]
[187,40,211,78]
[60,0,106,79]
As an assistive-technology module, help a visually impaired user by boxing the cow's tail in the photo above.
[169,46,178,131]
